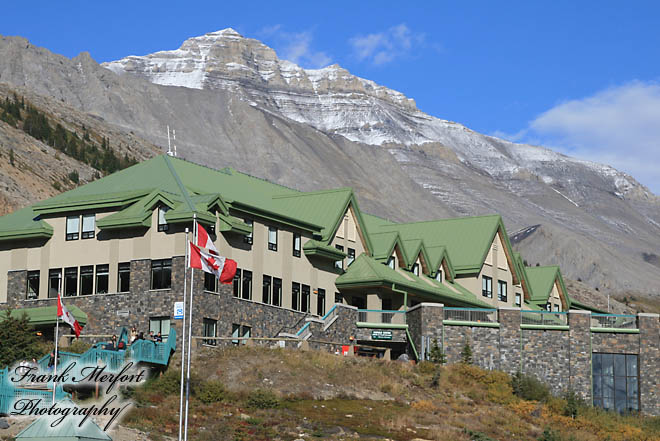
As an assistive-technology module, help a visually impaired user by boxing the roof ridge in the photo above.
[164,155,196,212]
[271,187,353,199]
[169,156,303,194]
[379,214,501,227]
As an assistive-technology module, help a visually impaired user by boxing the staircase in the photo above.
[0,328,177,415]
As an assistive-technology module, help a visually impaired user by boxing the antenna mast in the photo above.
[166,125,178,157]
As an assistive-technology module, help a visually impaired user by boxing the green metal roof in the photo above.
[372,215,505,273]
[303,240,347,260]
[525,265,571,308]
[1,305,88,326]
[0,206,53,241]
[335,254,490,307]
[16,398,111,440]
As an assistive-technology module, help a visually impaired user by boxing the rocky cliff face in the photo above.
[1,31,659,297]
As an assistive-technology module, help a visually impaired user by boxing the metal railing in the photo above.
[356,309,406,324]
[444,307,498,323]
[591,313,638,330]
[521,310,568,326]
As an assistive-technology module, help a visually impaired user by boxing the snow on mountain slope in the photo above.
[103,29,651,202]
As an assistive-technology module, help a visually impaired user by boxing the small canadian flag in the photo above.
[57,294,83,338]
[188,242,237,284]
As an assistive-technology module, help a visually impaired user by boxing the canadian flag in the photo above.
[189,242,237,284]
[196,224,219,255]
[57,294,83,338]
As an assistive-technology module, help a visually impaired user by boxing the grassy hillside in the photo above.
[122,346,660,441]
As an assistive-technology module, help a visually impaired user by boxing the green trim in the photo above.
[304,240,347,260]
[356,322,409,329]
[442,320,500,328]
[590,327,639,334]
[520,324,569,331]
[406,328,420,361]
[230,201,322,232]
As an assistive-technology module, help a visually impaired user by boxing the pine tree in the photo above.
[429,338,446,364]
[0,310,43,368]
[461,338,473,364]
[9,148,15,167]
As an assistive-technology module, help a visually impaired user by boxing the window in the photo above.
[151,259,172,290]
[63,267,78,297]
[26,271,39,300]
[232,324,241,345]
[554,304,560,312]
[96,264,109,294]
[118,262,130,292]
[81,214,95,239]
[204,272,217,292]
[233,268,242,297]
[232,324,251,346]
[241,270,252,300]
[335,245,344,270]
[593,353,639,413]
[498,280,507,302]
[317,288,326,316]
[293,233,301,257]
[515,293,522,307]
[241,325,251,345]
[347,248,355,266]
[335,292,342,304]
[272,278,282,307]
[158,206,169,232]
[546,303,552,311]
[435,270,442,282]
[292,282,301,311]
[301,285,310,313]
[149,317,171,341]
[262,275,272,304]
[66,216,80,241]
[482,276,492,298]
[387,256,395,269]
[48,269,61,298]
[80,266,94,295]
[412,263,420,276]
[268,226,278,251]
[203,318,217,346]
[244,220,253,244]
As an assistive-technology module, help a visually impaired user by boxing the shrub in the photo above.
[563,388,584,418]
[66,340,91,354]
[538,427,561,441]
[511,372,550,402]
[196,380,225,404]
[246,389,280,409]
[68,170,79,184]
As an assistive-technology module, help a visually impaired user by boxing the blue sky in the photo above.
[3,1,660,192]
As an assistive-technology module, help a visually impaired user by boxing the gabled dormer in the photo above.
[370,231,408,270]
[426,245,455,283]
[525,266,571,311]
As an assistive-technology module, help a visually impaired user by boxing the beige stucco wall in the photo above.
[455,231,517,308]
[0,208,187,302]
[548,280,563,312]
[218,204,367,316]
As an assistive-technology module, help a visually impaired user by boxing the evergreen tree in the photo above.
[9,148,15,167]
[429,338,446,364]
[0,310,43,368]
[461,338,473,364]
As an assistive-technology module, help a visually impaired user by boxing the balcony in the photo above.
[443,307,499,326]
[591,313,638,333]
[356,309,406,325]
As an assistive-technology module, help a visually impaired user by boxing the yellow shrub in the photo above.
[411,399,438,413]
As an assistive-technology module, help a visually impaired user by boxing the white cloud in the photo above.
[257,25,331,69]
[520,81,660,194]
[349,24,425,66]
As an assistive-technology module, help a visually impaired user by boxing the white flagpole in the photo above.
[52,281,61,404]
[183,215,197,441]
[178,227,189,441]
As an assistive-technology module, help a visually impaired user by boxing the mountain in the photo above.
[1,31,659,299]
